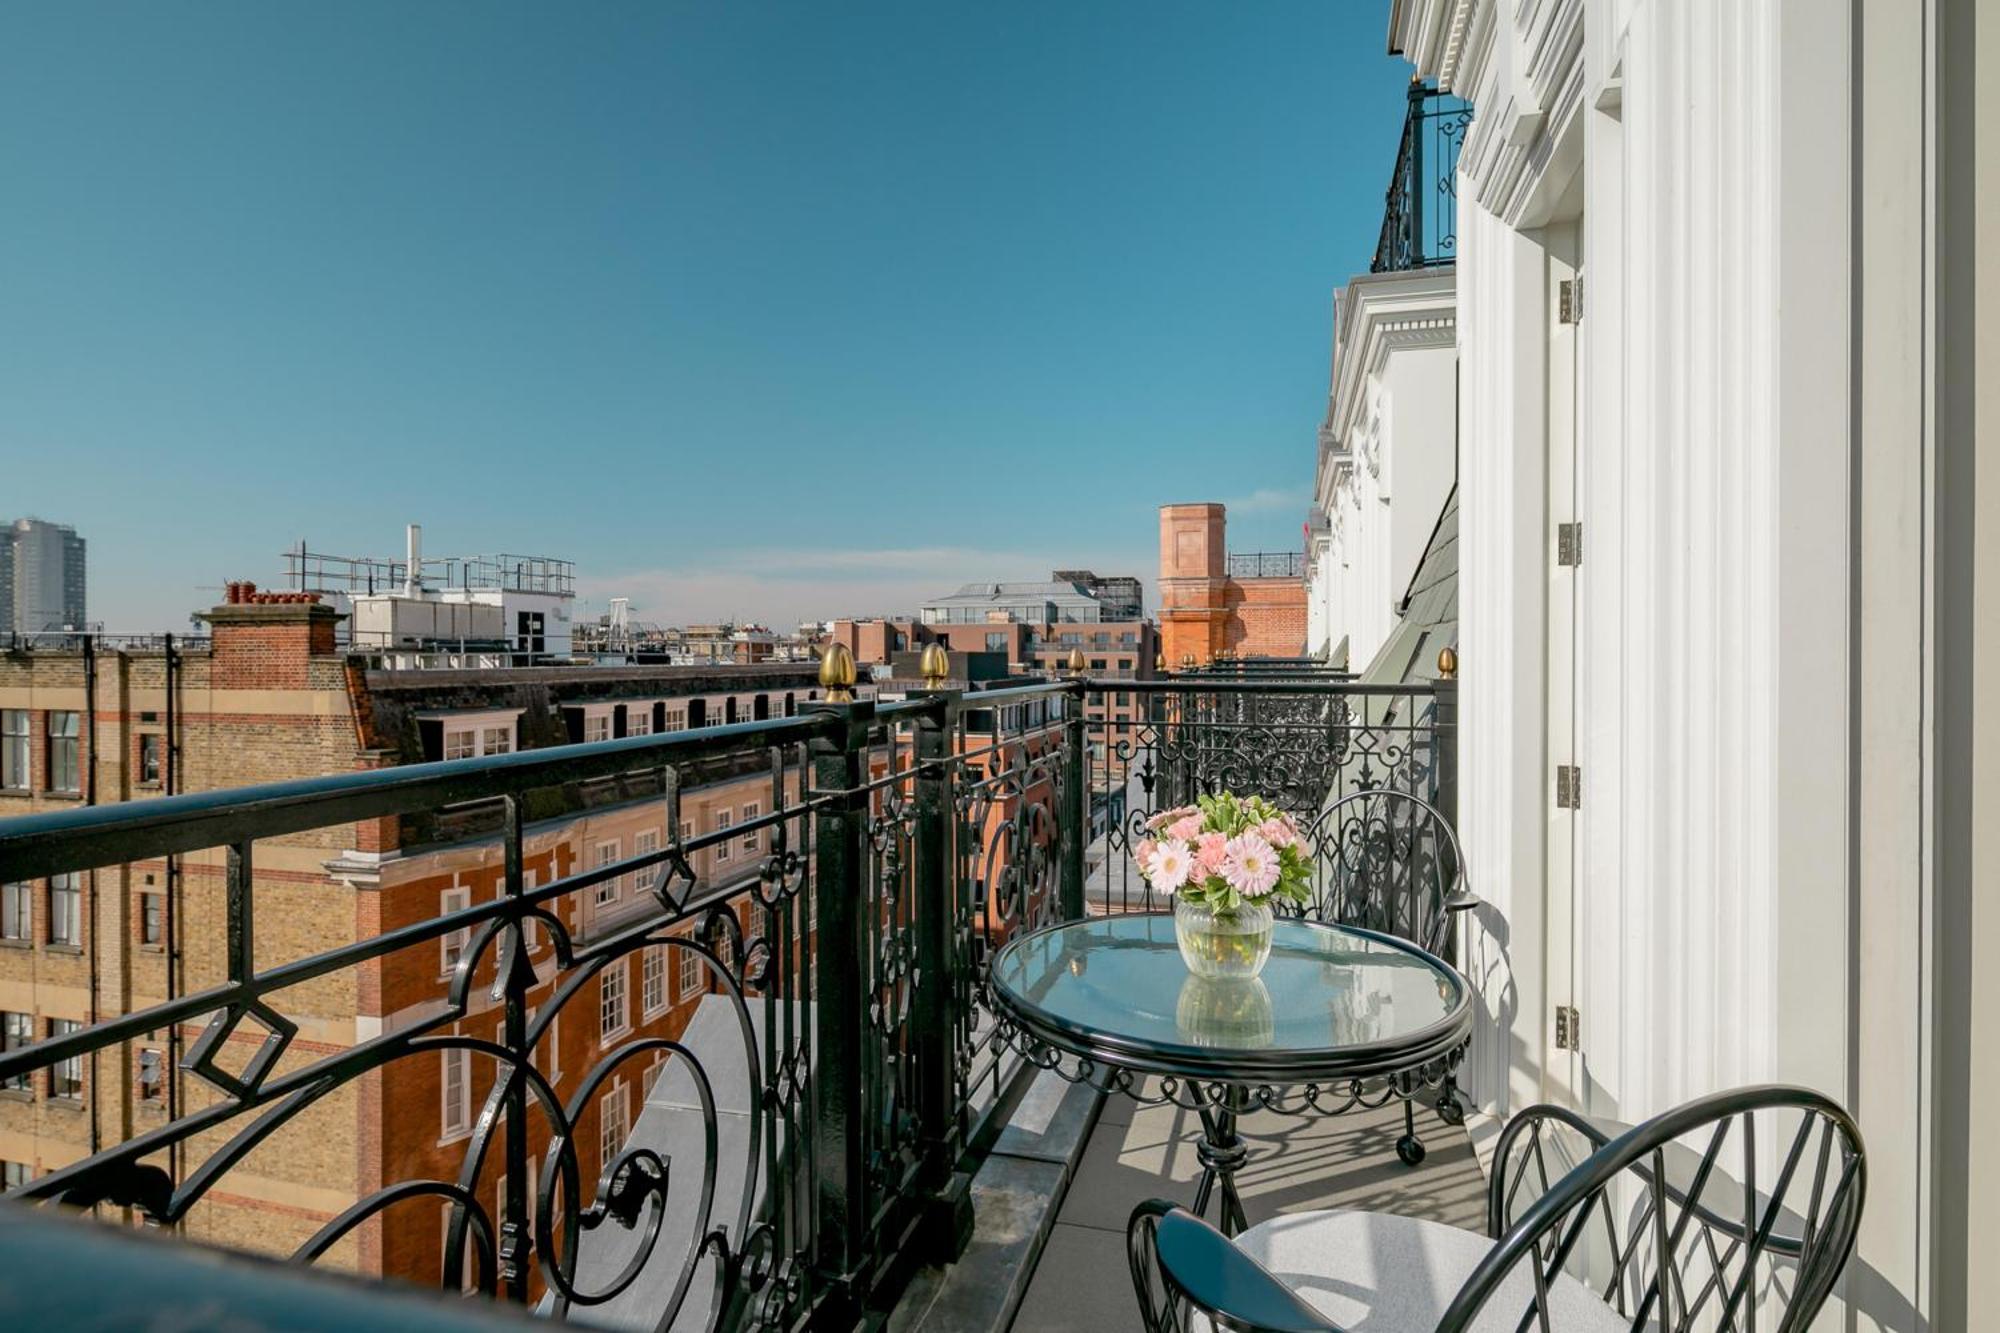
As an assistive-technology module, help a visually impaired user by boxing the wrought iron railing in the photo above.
[0,673,1453,1328]
[1223,551,1306,580]
[1371,82,1474,274]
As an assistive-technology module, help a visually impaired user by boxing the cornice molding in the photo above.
[1326,267,1459,450]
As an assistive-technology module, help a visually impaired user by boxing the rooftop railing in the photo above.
[1224,551,1307,580]
[1371,82,1474,274]
[0,673,1452,1329]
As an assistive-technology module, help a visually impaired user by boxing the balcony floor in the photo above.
[1013,1086,1484,1331]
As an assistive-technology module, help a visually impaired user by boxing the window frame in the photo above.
[140,891,163,949]
[713,811,733,865]
[440,1045,471,1141]
[138,732,163,787]
[676,941,704,1001]
[48,1018,83,1100]
[440,885,472,976]
[1,1012,31,1092]
[739,803,760,854]
[47,711,81,794]
[47,873,81,948]
[0,710,27,790]
[599,959,629,1044]
[0,882,29,943]
[592,839,622,907]
[640,945,667,1019]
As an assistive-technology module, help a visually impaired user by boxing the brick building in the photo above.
[1157,503,1310,665]
[0,595,823,1286]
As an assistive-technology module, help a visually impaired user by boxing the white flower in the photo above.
[1145,838,1194,894]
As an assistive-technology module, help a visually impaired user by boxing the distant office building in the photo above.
[919,569,1144,626]
[1,518,88,635]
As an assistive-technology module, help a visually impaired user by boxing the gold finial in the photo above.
[1437,646,1457,679]
[1181,653,1196,671]
[819,642,857,702]
[1066,646,1087,675]
[1154,651,1166,674]
[919,642,950,688]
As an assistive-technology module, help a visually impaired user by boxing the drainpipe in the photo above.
[82,635,101,1157]
[163,634,182,1207]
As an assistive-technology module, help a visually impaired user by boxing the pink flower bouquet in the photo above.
[1136,792,1312,914]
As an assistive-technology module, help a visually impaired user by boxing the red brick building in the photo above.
[1157,503,1309,666]
[1,596,821,1288]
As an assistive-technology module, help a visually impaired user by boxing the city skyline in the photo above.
[0,2,1408,631]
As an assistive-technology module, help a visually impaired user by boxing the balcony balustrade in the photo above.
[1370,82,1474,275]
[0,672,1452,1329]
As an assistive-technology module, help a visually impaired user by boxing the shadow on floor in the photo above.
[1011,1086,1486,1332]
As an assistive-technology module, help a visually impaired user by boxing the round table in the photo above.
[988,912,1473,1236]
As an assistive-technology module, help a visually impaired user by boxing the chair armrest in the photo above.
[1136,1202,1344,1333]
[1443,890,1480,914]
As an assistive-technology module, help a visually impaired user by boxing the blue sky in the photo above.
[1,2,1410,631]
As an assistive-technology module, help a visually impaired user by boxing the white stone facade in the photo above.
[1388,0,1995,1321]
[1306,268,1457,670]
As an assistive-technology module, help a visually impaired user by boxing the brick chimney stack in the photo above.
[201,585,343,689]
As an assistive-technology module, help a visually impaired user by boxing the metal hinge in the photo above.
[1556,522,1582,567]
[1559,276,1584,324]
[1555,1005,1582,1050]
[1555,764,1581,809]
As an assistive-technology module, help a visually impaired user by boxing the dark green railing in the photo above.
[0,673,1452,1329]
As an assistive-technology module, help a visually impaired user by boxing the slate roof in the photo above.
[1358,484,1458,686]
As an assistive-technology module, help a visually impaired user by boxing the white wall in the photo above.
[1309,269,1458,671]
[1397,0,1963,1324]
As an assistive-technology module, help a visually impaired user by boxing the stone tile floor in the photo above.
[1010,1087,1486,1332]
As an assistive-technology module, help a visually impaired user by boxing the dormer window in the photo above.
[418,708,525,763]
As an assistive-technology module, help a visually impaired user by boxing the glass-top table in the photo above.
[989,913,1473,1235]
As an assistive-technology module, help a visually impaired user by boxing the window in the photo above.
[522,868,540,950]
[48,874,80,947]
[440,886,471,975]
[677,943,703,1001]
[441,1046,471,1139]
[1,1012,30,1092]
[986,632,1007,652]
[138,733,162,786]
[49,1019,82,1099]
[1,1161,27,1193]
[641,946,666,1018]
[739,804,760,854]
[1,711,28,789]
[644,1051,667,1097]
[48,712,80,793]
[1,883,28,943]
[634,830,660,891]
[593,841,621,906]
[583,713,612,744]
[664,706,687,732]
[140,892,163,948]
[626,710,651,737]
[444,715,516,761]
[713,811,732,864]
[599,1077,629,1166]
[138,1048,163,1102]
[599,961,628,1041]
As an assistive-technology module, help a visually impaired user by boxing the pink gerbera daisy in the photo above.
[1222,833,1281,898]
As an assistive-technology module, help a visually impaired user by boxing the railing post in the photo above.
[1060,683,1087,921]
[1432,652,1458,828]
[912,687,973,1258]
[497,795,531,1302]
[1408,77,1427,267]
[808,696,873,1301]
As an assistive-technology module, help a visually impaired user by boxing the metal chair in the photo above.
[1127,1083,1866,1332]
[1300,788,1477,1162]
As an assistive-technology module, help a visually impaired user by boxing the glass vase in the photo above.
[1172,896,1274,980]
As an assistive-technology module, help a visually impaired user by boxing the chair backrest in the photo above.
[1299,788,1464,957]
[1447,1084,1867,1333]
